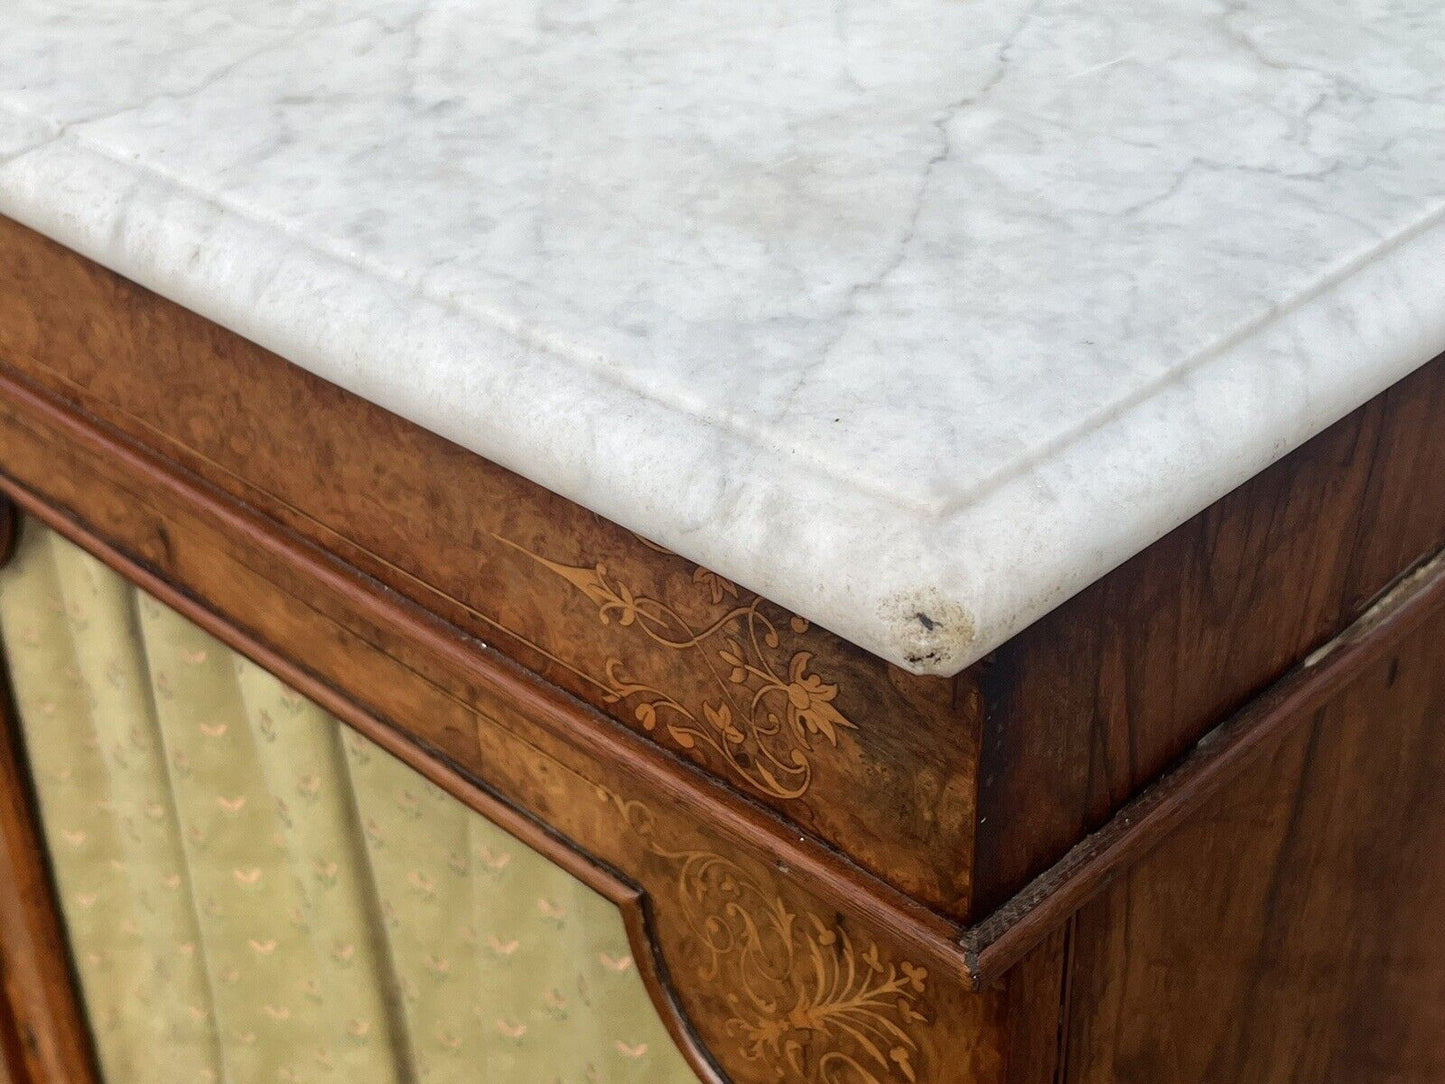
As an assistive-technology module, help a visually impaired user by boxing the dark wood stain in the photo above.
[969,545,1445,984]
[1063,601,1445,1083]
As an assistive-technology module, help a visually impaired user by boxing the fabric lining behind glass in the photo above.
[0,518,695,1084]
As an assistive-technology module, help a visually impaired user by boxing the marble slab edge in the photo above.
[2,114,1443,676]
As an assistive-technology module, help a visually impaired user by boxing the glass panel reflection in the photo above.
[0,520,696,1084]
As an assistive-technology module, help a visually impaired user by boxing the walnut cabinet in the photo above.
[0,216,1442,1084]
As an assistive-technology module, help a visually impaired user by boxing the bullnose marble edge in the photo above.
[2,118,1444,675]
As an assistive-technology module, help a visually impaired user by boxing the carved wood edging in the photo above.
[15,440,1442,1005]
[0,363,967,955]
[0,486,734,1084]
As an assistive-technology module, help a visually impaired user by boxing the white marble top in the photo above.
[2,1,1443,674]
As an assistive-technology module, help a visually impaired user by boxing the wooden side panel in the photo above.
[973,355,1445,913]
[1062,602,1445,1084]
[1002,926,1070,1084]
[0,215,977,916]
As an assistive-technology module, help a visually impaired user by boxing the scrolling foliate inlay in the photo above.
[606,792,930,1084]
[494,534,856,800]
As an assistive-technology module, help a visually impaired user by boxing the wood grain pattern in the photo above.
[1001,926,1071,1084]
[1062,599,1445,1084]
[10,307,1443,1080]
[972,355,1445,914]
[0,214,977,918]
[969,544,1445,984]
[8,209,1445,937]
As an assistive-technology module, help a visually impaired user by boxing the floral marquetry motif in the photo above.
[605,793,938,1084]
[668,850,929,1084]
[496,535,856,801]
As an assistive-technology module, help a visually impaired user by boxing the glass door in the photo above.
[0,519,697,1084]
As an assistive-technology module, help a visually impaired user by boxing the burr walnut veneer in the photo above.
[0,214,1442,1083]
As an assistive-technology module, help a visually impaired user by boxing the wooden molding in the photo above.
[10,499,728,1084]
[1058,579,1445,1081]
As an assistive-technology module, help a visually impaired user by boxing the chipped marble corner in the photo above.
[879,591,976,675]
[491,530,857,802]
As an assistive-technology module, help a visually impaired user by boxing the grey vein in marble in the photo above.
[1,0,1443,672]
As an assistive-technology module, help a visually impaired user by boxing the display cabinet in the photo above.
[1,1,1444,1079]
[0,217,1441,1083]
